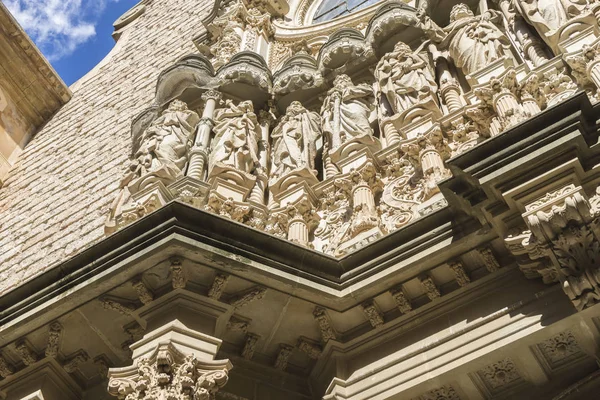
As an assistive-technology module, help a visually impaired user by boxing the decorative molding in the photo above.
[131,278,154,305]
[241,333,260,360]
[229,287,267,308]
[14,340,37,366]
[420,276,441,300]
[534,330,584,371]
[473,358,525,396]
[209,274,230,300]
[62,350,90,374]
[45,321,62,358]
[108,343,231,400]
[170,258,187,290]
[390,287,412,313]
[0,354,14,378]
[297,337,322,359]
[361,300,384,328]
[313,307,336,342]
[448,261,470,287]
[478,247,500,273]
[274,344,294,371]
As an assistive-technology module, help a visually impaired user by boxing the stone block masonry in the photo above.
[0,0,211,295]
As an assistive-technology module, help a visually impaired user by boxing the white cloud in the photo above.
[4,0,120,61]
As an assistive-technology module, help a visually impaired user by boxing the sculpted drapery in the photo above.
[209,100,260,175]
[512,0,586,39]
[321,74,376,150]
[443,4,511,76]
[375,41,438,116]
[133,99,200,185]
[271,101,321,180]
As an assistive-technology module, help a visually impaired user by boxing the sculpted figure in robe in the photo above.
[209,99,260,175]
[512,0,586,41]
[133,99,200,185]
[321,74,376,150]
[375,42,438,116]
[442,4,511,76]
[106,99,199,233]
[271,101,321,180]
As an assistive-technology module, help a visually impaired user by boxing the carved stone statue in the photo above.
[512,0,586,44]
[271,101,321,180]
[442,4,511,76]
[132,99,200,187]
[321,74,376,151]
[209,100,260,175]
[375,42,438,116]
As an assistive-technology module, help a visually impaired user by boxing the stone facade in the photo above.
[0,0,207,294]
[3,0,600,399]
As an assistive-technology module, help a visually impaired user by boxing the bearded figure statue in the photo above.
[271,101,321,181]
[132,99,200,188]
[321,74,376,152]
[443,4,511,76]
[375,41,438,116]
[209,100,260,175]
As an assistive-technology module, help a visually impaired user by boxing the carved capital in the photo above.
[108,343,231,400]
[201,90,223,103]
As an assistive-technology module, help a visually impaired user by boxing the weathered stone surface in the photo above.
[0,0,209,296]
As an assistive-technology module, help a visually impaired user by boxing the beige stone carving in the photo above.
[170,258,187,290]
[270,101,321,181]
[131,278,154,305]
[15,341,37,366]
[45,322,62,359]
[313,307,336,342]
[419,385,461,400]
[241,333,260,360]
[108,343,230,400]
[297,337,322,359]
[208,273,230,300]
[63,351,90,373]
[478,247,500,272]
[101,298,136,316]
[321,74,376,152]
[0,355,14,378]
[361,300,384,328]
[476,358,522,392]
[420,276,441,300]
[209,100,260,177]
[390,287,413,314]
[375,42,438,116]
[443,4,511,76]
[229,287,267,308]
[226,317,249,333]
[131,100,200,190]
[274,344,294,371]
[536,330,582,368]
[448,261,470,286]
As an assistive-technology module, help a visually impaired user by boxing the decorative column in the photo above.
[282,200,320,247]
[564,42,600,98]
[380,119,401,146]
[437,57,463,113]
[473,70,526,135]
[403,128,450,199]
[187,90,222,181]
[249,109,273,204]
[494,0,549,67]
[323,141,341,180]
[108,320,232,400]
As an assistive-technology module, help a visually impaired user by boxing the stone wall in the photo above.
[0,0,210,295]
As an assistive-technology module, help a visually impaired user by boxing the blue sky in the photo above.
[5,0,140,86]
